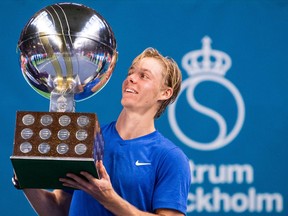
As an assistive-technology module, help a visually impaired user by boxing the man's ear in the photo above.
[160,87,173,100]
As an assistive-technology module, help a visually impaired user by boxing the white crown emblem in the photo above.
[182,36,232,76]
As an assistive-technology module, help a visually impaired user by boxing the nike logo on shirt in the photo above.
[135,160,151,166]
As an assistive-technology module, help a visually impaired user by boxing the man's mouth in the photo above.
[125,88,138,94]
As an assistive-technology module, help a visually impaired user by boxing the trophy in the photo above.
[10,3,117,189]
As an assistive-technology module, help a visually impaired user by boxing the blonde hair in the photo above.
[132,48,182,118]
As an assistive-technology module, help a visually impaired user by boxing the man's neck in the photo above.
[115,109,156,140]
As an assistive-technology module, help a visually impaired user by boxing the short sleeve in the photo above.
[152,147,191,214]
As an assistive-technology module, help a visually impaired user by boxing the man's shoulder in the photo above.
[152,132,188,161]
[101,121,116,133]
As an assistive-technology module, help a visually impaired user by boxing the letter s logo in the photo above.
[168,36,245,151]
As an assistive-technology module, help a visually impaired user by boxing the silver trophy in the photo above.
[11,2,117,189]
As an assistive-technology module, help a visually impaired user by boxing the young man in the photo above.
[18,48,191,216]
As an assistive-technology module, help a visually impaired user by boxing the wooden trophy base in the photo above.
[10,111,103,189]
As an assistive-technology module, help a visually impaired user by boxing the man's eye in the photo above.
[140,73,148,79]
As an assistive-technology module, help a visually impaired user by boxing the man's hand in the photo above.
[59,160,114,204]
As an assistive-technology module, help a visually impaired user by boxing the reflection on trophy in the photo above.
[10,2,117,189]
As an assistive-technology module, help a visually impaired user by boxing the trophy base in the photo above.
[11,111,104,189]
[11,156,98,189]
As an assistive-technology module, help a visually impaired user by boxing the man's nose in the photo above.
[129,74,137,83]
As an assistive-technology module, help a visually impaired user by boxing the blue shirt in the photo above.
[69,121,191,215]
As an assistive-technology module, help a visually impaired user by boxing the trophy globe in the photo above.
[17,2,117,112]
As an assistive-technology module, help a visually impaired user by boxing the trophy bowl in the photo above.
[18,2,117,103]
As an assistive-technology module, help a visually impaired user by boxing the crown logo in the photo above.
[182,36,232,76]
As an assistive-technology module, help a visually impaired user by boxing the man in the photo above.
[16,48,191,215]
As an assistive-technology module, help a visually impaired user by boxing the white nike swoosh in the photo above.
[135,160,151,166]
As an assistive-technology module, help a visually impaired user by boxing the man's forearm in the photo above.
[100,189,156,216]
[23,189,69,216]
[99,189,185,216]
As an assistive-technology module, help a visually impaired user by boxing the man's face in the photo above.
[121,57,167,115]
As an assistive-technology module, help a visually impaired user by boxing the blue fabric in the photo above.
[69,121,191,215]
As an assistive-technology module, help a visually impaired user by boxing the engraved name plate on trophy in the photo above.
[10,2,117,189]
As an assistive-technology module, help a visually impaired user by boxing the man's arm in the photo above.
[23,189,72,216]
[60,161,184,216]
[97,188,184,216]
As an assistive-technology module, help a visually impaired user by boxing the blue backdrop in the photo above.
[1,0,287,215]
